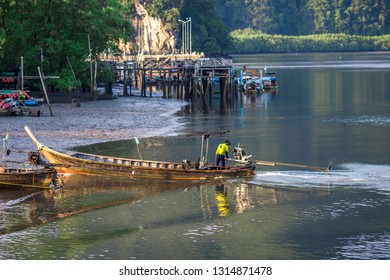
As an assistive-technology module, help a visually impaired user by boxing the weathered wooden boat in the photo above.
[24,126,256,180]
[0,166,56,188]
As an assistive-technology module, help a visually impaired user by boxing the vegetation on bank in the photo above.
[0,0,133,92]
[230,29,390,54]
[1,0,390,92]
[217,0,390,36]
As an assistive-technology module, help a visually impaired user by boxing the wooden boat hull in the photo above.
[40,148,255,180]
[0,167,56,188]
[24,127,256,181]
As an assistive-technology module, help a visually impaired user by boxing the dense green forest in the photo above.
[217,0,390,36]
[230,29,390,53]
[0,0,133,91]
[1,0,389,91]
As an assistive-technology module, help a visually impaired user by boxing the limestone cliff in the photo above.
[131,1,176,54]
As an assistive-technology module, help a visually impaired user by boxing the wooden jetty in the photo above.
[100,53,238,109]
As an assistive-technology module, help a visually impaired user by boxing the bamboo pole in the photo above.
[37,67,54,116]
[21,57,24,91]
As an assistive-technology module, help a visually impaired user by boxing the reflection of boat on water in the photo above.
[0,166,56,189]
[24,126,256,180]
[60,173,197,194]
[0,172,333,236]
[0,174,195,235]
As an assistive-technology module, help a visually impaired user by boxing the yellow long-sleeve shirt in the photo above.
[215,143,229,156]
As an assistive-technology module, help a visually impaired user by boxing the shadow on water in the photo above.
[0,173,338,259]
[2,171,390,259]
[0,174,198,235]
[0,171,334,236]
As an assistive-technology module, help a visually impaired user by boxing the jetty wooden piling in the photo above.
[101,54,237,108]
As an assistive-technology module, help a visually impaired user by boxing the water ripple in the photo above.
[252,163,390,191]
[326,115,390,127]
[335,232,390,259]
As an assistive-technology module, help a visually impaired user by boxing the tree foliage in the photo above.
[0,0,134,91]
[1,0,390,91]
[230,28,390,53]
[217,0,390,36]
[179,0,233,54]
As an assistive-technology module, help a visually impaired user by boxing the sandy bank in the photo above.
[1,95,188,164]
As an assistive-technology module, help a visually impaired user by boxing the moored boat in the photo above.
[24,126,256,180]
[261,76,278,89]
[0,166,56,188]
[243,78,264,94]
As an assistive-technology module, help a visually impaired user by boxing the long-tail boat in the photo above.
[24,126,256,180]
[0,166,56,188]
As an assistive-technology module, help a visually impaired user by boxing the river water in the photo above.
[1,52,390,260]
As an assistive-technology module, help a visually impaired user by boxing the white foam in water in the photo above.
[0,192,39,209]
[252,163,390,190]
[331,115,390,127]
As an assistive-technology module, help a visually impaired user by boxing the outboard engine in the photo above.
[182,159,192,169]
[233,144,252,162]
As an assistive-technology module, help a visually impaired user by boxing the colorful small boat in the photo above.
[0,90,40,116]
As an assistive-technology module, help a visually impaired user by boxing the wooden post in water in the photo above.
[178,69,182,100]
[129,67,133,96]
[135,63,139,89]
[149,67,153,97]
[123,64,128,96]
[184,68,189,100]
[188,69,193,100]
[209,72,214,107]
[204,75,210,104]
[167,69,172,98]
[141,69,146,97]
[219,76,226,111]
[176,72,180,99]
[162,69,167,98]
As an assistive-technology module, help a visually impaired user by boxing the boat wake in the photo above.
[326,115,390,127]
[251,163,390,190]
[0,192,39,210]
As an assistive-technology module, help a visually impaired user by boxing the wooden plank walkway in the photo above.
[101,54,238,110]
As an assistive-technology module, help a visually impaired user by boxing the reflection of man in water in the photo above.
[216,184,229,217]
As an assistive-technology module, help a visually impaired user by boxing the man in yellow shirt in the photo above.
[215,140,231,167]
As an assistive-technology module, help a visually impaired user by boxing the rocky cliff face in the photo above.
[132,1,176,54]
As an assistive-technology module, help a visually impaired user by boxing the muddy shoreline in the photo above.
[1,92,188,165]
